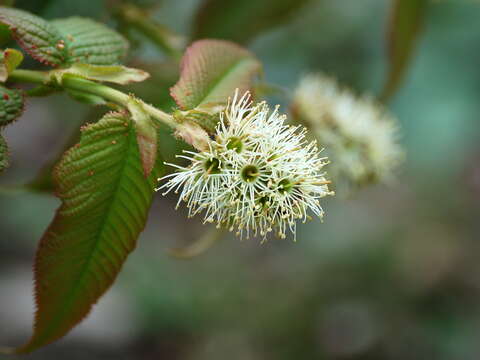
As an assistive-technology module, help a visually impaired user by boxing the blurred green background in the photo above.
[1,0,480,359]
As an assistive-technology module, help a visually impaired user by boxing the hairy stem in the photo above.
[9,69,176,128]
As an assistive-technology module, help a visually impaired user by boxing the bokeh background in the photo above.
[1,0,480,359]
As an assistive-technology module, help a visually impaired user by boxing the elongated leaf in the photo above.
[192,0,312,44]
[0,133,9,173]
[53,63,149,85]
[0,6,68,65]
[381,0,428,101]
[170,39,261,110]
[52,17,128,65]
[128,99,157,177]
[0,85,24,127]
[17,113,162,353]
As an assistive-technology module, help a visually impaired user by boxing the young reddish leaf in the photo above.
[0,48,24,82]
[193,0,312,44]
[0,6,68,66]
[16,113,162,353]
[128,99,157,177]
[381,0,428,101]
[0,133,9,173]
[51,17,129,66]
[0,85,24,127]
[171,39,262,110]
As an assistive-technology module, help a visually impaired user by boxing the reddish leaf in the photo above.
[15,113,162,353]
[171,39,262,110]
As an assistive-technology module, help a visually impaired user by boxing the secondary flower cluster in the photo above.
[157,91,334,241]
[292,74,404,191]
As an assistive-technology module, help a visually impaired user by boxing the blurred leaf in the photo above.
[381,0,428,101]
[51,17,129,65]
[26,84,59,97]
[0,85,24,126]
[0,23,11,47]
[171,39,262,110]
[192,0,312,44]
[0,6,68,66]
[0,133,9,173]
[0,48,24,82]
[66,88,106,105]
[53,63,149,85]
[128,98,157,177]
[17,113,162,353]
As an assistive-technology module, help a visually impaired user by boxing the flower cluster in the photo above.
[157,91,334,241]
[292,73,404,191]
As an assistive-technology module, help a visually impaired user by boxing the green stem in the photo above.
[115,4,185,59]
[62,76,130,105]
[10,69,48,83]
[9,69,176,128]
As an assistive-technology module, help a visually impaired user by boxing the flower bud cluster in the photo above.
[158,91,334,240]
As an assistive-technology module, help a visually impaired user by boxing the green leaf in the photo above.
[128,98,157,177]
[0,85,24,127]
[53,63,149,85]
[170,39,262,110]
[17,113,162,353]
[0,6,68,66]
[381,0,428,101]
[66,88,106,105]
[192,0,312,44]
[0,48,24,82]
[51,17,129,66]
[0,133,9,173]
[0,23,11,47]
[0,8,129,67]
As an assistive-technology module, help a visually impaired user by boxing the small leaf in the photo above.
[0,133,9,173]
[51,17,129,66]
[0,48,24,82]
[54,63,149,85]
[381,0,428,101]
[173,104,223,133]
[128,99,157,177]
[192,0,312,44]
[0,6,68,66]
[170,39,262,110]
[0,85,24,127]
[17,113,162,353]
[174,120,210,152]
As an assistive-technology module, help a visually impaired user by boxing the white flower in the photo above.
[157,91,334,241]
[292,73,404,191]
